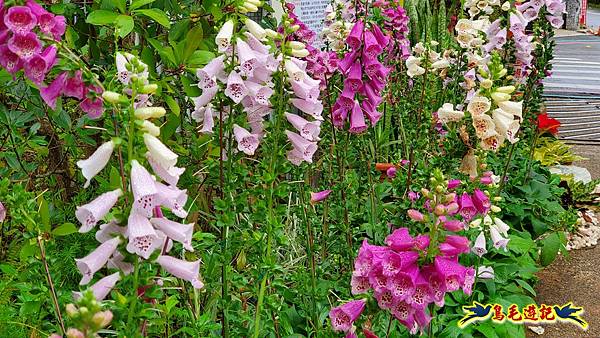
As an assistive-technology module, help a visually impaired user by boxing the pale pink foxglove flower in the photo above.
[291,98,324,120]
[156,255,204,289]
[310,189,332,204]
[285,130,317,163]
[73,271,120,301]
[285,59,306,82]
[245,81,274,106]
[107,251,133,275]
[193,86,218,109]
[489,224,509,250]
[76,189,123,233]
[224,71,249,104]
[95,221,126,243]
[75,237,121,285]
[146,152,185,186]
[116,52,131,84]
[154,181,188,218]
[236,38,262,77]
[493,217,510,236]
[76,140,114,188]
[196,55,226,89]
[233,124,260,155]
[131,160,159,217]
[126,212,162,259]
[285,113,321,141]
[143,133,178,170]
[150,217,194,251]
[471,231,487,257]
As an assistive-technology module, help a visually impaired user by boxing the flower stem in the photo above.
[36,236,66,335]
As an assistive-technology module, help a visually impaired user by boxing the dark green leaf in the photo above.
[134,8,171,28]
[52,222,78,236]
[115,15,135,38]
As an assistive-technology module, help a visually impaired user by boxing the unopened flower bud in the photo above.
[434,204,446,216]
[498,68,507,78]
[66,328,84,338]
[445,193,457,203]
[501,1,510,11]
[291,48,309,58]
[242,2,259,12]
[141,120,160,136]
[245,18,266,40]
[102,91,121,103]
[470,218,482,228]
[140,83,158,94]
[480,79,493,89]
[496,85,515,94]
[290,24,301,32]
[483,215,493,225]
[265,29,279,39]
[65,303,78,317]
[493,196,502,202]
[135,106,166,120]
[490,205,501,213]
[446,202,459,214]
[92,310,113,328]
[288,41,306,50]
[491,92,511,103]
[421,188,431,198]
[407,209,425,222]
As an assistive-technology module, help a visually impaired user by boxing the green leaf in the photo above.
[39,196,50,232]
[181,75,201,97]
[186,50,215,68]
[52,222,78,236]
[540,232,562,266]
[19,242,38,261]
[183,25,203,61]
[164,95,180,116]
[115,15,135,38]
[109,166,122,190]
[86,10,119,25]
[130,0,156,10]
[161,113,180,140]
[134,8,171,28]
[515,279,536,296]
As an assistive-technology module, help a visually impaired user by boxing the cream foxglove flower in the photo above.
[77,140,114,188]
[498,100,523,119]
[455,19,474,35]
[467,95,491,116]
[460,150,479,178]
[492,108,520,143]
[438,103,465,124]
[431,59,450,69]
[491,91,511,103]
[215,20,234,52]
[480,132,505,152]
[496,85,515,94]
[144,133,178,170]
[141,120,160,136]
[245,18,266,40]
[135,107,166,120]
[473,114,497,138]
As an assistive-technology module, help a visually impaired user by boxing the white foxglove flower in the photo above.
[215,20,234,52]
[144,133,178,170]
[291,48,310,58]
[438,103,465,124]
[245,18,266,40]
[285,59,305,82]
[141,120,160,136]
[491,91,511,103]
[492,108,519,143]
[498,100,523,119]
[467,95,491,116]
[77,140,114,188]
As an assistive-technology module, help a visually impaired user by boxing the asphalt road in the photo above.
[585,7,600,30]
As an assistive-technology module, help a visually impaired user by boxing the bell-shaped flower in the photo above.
[150,218,194,251]
[385,227,414,251]
[50,15,66,40]
[459,193,477,221]
[0,202,5,223]
[489,224,509,250]
[408,272,433,309]
[156,255,204,289]
[477,266,495,279]
[80,87,105,119]
[95,221,126,243]
[338,50,358,73]
[233,124,260,155]
[224,71,248,104]
[443,219,464,232]
[76,140,114,188]
[362,100,382,125]
[7,32,41,61]
[472,189,490,215]
[0,45,23,74]
[285,59,306,82]
[438,103,465,124]
[345,20,365,50]
[73,272,121,301]
[215,20,234,52]
[344,63,363,92]
[348,101,367,133]
[392,300,416,327]
[498,100,523,120]
[291,78,320,103]
[473,114,496,139]
[155,181,188,218]
[364,31,383,59]
[285,130,317,163]
[143,133,178,170]
[131,160,159,217]
[107,251,133,275]
[63,70,85,99]
[492,108,520,143]
[40,72,68,109]
[245,81,273,106]
[480,132,504,152]
[24,45,57,85]
[329,299,366,332]
[285,112,320,141]
[146,152,185,186]
[126,212,162,259]
[493,217,510,236]
[76,189,123,233]
[245,18,266,40]
[76,237,121,285]
[310,189,332,204]
[351,274,370,295]
[141,120,160,137]
[472,231,487,257]
[196,55,225,89]
[466,95,491,116]
[374,288,395,310]
[198,105,215,134]
[434,256,466,292]
[5,6,38,34]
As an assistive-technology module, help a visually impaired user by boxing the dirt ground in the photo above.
[525,144,600,338]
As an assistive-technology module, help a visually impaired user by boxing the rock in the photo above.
[549,165,592,184]
[529,326,545,335]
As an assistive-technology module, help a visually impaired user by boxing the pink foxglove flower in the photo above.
[224,71,248,104]
[4,6,37,34]
[76,189,123,233]
[472,231,487,257]
[150,218,194,251]
[24,45,56,85]
[407,209,424,222]
[349,101,367,134]
[310,189,332,204]
[143,133,178,170]
[493,217,510,235]
[95,221,126,243]
[80,85,104,119]
[75,237,121,285]
[131,160,159,217]
[107,251,133,275]
[196,55,226,88]
[285,130,317,163]
[63,70,85,99]
[73,271,120,301]
[146,152,185,186]
[434,256,466,292]
[7,31,41,60]
[76,140,114,188]
[155,181,188,218]
[385,227,414,251]
[458,193,477,221]
[285,113,321,141]
[126,212,162,259]
[233,124,260,155]
[329,299,366,332]
[472,189,490,215]
[290,98,324,120]
[0,45,23,74]
[156,255,204,289]
[40,72,67,109]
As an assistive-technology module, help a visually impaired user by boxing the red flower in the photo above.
[536,113,561,135]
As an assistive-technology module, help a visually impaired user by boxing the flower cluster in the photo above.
[0,0,64,79]
[50,291,113,338]
[73,54,203,301]
[517,0,565,28]
[381,3,410,59]
[463,0,502,17]
[333,20,390,132]
[405,42,451,79]
[322,0,355,51]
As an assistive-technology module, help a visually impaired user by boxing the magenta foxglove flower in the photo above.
[480,176,493,185]
[447,179,461,189]
[364,31,383,59]
[472,189,490,215]
[413,234,430,251]
[329,299,366,332]
[143,133,178,170]
[346,20,365,50]
[24,45,57,85]
[458,193,477,221]
[75,237,121,285]
[50,14,66,40]
[40,72,67,109]
[392,300,415,328]
[351,274,370,295]
[63,70,85,99]
[156,255,204,289]
[126,212,162,259]
[76,140,114,188]
[374,288,395,309]
[388,265,418,301]
[345,62,363,92]
[131,160,159,217]
[407,209,424,222]
[385,227,414,251]
[472,231,487,257]
[434,256,467,292]
[4,6,37,34]
[285,113,321,141]
[233,124,260,155]
[386,166,397,178]
[0,201,6,222]
[310,189,332,204]
[443,235,470,254]
[362,100,382,125]
[408,272,432,309]
[0,45,23,74]
[443,219,464,232]
[150,218,193,251]
[146,152,185,186]
[285,130,317,163]
[80,86,104,119]
[349,101,367,134]
[7,31,41,60]
[76,189,123,233]
[73,271,120,301]
[408,191,419,202]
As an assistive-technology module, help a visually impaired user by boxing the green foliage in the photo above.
[534,137,585,166]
